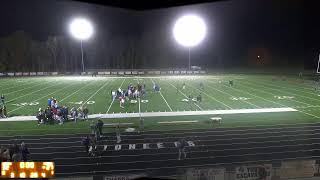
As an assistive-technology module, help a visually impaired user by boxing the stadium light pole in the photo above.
[173,14,207,70]
[69,18,93,73]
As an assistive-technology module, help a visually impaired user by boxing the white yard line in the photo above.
[106,78,126,113]
[241,80,312,106]
[205,82,260,108]
[4,80,51,96]
[151,79,173,111]
[1,79,37,92]
[238,81,320,119]
[8,83,74,113]
[247,79,320,103]
[60,81,94,102]
[2,107,297,121]
[216,81,286,108]
[81,80,111,107]
[167,81,203,110]
[6,81,60,103]
[259,78,319,96]
[185,82,232,109]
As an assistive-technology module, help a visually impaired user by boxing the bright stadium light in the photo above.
[69,18,94,72]
[173,14,207,70]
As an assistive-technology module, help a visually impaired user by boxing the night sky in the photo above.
[0,0,316,70]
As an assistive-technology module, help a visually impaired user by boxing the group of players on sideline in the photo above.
[36,97,89,125]
[0,142,30,162]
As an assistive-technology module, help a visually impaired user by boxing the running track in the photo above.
[1,123,320,178]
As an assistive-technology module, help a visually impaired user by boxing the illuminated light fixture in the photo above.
[173,14,207,70]
[69,18,94,72]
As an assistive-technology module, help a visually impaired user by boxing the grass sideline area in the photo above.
[1,74,320,135]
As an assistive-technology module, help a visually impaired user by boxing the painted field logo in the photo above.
[231,97,251,101]
[141,100,149,103]
[274,96,294,100]
[69,101,95,105]
[130,100,138,104]
[182,98,197,102]
[12,102,39,106]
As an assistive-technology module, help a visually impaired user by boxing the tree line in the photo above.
[0,31,144,72]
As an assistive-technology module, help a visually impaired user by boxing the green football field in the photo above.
[1,74,320,135]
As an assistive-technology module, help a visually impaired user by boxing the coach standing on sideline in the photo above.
[96,119,104,137]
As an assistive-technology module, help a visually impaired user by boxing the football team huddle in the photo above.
[111,81,154,108]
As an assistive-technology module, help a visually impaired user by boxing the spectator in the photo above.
[9,143,19,160]
[12,153,21,162]
[45,106,53,123]
[70,107,78,123]
[36,108,45,125]
[2,148,10,161]
[197,94,202,102]
[83,106,89,120]
[116,123,121,143]
[88,135,97,157]
[64,106,69,121]
[177,138,187,160]
[81,136,90,153]
[20,142,30,162]
[0,94,5,105]
[96,119,104,137]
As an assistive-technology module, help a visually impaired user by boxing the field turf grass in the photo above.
[1,74,320,136]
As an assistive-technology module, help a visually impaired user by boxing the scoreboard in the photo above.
[1,162,55,178]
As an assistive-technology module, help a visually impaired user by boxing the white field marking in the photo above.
[60,80,95,102]
[247,79,320,103]
[259,78,319,95]
[81,79,111,107]
[151,79,173,111]
[185,82,232,109]
[53,149,317,168]
[4,80,51,96]
[54,156,318,175]
[106,78,126,113]
[158,120,198,124]
[2,107,297,121]
[241,80,312,106]
[205,83,260,108]
[238,81,320,119]
[6,80,60,103]
[8,82,74,113]
[1,79,38,92]
[207,79,285,108]
[33,141,319,160]
[167,81,203,110]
